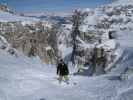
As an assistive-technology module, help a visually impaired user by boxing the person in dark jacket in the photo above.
[57,59,69,83]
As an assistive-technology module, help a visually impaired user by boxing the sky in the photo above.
[0,0,112,13]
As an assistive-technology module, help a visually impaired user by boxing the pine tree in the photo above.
[71,10,82,64]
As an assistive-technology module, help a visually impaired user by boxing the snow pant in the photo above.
[77,65,83,73]
[58,75,69,83]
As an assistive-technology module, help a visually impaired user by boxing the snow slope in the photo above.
[0,28,133,100]
[0,11,39,24]
[0,50,118,100]
[111,0,133,5]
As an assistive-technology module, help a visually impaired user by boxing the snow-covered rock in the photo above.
[97,39,117,51]
[111,0,133,6]
[56,0,133,77]
[0,11,39,24]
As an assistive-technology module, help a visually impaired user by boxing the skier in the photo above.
[57,59,69,84]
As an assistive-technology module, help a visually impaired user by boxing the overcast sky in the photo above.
[0,0,112,13]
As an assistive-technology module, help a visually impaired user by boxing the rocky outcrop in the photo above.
[0,21,58,64]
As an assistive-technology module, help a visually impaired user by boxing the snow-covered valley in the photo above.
[0,29,133,100]
[0,0,133,100]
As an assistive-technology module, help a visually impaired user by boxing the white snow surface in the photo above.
[0,11,39,24]
[97,39,117,51]
[111,0,133,5]
[0,29,133,100]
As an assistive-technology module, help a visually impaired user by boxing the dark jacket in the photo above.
[57,62,69,76]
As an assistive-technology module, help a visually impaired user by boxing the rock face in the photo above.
[0,20,58,64]
[0,4,60,64]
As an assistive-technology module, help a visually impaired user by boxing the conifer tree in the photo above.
[71,10,82,64]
